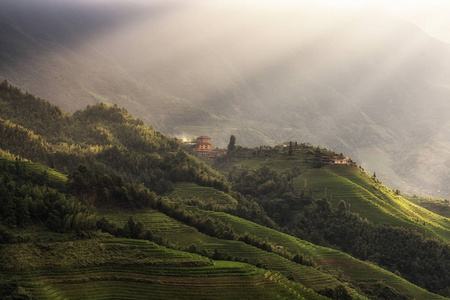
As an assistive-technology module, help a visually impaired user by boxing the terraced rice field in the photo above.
[293,166,413,226]
[405,196,450,218]
[192,209,447,300]
[293,165,450,242]
[170,183,238,207]
[233,149,314,172]
[103,210,341,298]
[26,273,301,300]
[3,238,316,299]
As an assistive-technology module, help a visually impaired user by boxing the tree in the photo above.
[227,135,236,151]
[288,141,293,156]
[0,79,9,90]
[338,200,347,214]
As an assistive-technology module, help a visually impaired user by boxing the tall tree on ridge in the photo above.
[227,135,236,152]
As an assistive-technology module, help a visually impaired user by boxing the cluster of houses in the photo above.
[320,155,351,165]
[181,136,226,158]
[281,141,351,165]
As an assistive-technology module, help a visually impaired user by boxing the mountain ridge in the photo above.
[1,1,449,194]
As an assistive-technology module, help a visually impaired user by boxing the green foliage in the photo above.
[1,82,449,299]
[0,158,95,236]
[0,83,230,195]
[406,196,450,218]
[228,163,450,296]
[361,281,408,300]
[291,198,450,295]
[227,134,236,151]
[0,276,34,300]
[67,165,157,209]
[293,166,450,241]
[318,286,353,300]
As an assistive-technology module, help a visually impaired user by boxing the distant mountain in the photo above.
[1,0,449,195]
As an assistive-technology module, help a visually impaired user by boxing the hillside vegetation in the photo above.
[1,83,449,299]
[216,144,450,296]
[406,195,450,218]
[2,155,446,299]
[0,79,229,195]
[0,155,326,300]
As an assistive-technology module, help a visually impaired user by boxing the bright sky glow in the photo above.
[303,0,450,43]
[386,2,450,43]
[74,0,450,43]
[203,0,450,43]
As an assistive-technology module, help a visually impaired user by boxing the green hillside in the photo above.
[1,145,446,299]
[215,145,450,296]
[406,195,450,218]
[3,238,315,300]
[196,209,447,300]
[0,155,325,300]
[293,165,450,242]
[101,208,348,298]
[0,80,229,195]
[101,206,448,300]
[217,145,450,243]
[1,84,450,299]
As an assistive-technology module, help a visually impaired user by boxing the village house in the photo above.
[321,155,351,165]
[185,135,226,158]
[195,136,212,153]
[334,157,351,165]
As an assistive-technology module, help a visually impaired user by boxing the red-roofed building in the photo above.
[195,136,212,153]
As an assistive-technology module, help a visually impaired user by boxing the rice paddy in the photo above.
[2,238,318,299]
[293,165,450,242]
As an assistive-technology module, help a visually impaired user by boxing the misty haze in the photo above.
[1,1,450,299]
[1,0,449,195]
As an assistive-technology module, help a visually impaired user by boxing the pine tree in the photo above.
[227,135,236,151]
[0,79,9,90]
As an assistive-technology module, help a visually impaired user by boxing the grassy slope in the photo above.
[1,155,448,298]
[214,147,315,173]
[293,165,450,242]
[406,196,450,218]
[170,183,238,208]
[0,155,67,184]
[165,178,450,298]
[216,147,450,243]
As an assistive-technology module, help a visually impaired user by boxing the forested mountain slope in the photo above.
[215,145,450,243]
[215,145,450,296]
[0,80,228,195]
[0,157,330,300]
[1,154,447,299]
[1,83,449,298]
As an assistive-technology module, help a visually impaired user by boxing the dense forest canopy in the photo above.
[0,80,229,194]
